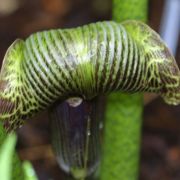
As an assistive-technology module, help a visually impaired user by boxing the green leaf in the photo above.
[22,161,38,180]
[0,133,17,180]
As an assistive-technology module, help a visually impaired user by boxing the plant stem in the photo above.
[100,0,147,179]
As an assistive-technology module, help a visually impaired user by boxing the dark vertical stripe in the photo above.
[37,32,65,96]
[98,22,108,92]
[50,30,77,93]
[35,33,61,97]
[94,22,107,92]
[24,42,53,104]
[123,40,137,91]
[115,26,129,90]
[103,22,115,92]
[121,34,134,90]
[58,29,81,94]
[111,25,124,90]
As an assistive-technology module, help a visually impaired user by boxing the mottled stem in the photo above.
[100,0,147,179]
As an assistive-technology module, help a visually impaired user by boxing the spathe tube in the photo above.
[50,97,104,179]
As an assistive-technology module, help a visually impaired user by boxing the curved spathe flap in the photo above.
[122,20,180,105]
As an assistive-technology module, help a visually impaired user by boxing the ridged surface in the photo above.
[0,21,179,131]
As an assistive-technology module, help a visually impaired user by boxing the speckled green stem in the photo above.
[100,0,147,179]
[112,0,148,22]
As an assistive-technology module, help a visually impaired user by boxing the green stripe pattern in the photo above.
[0,21,179,131]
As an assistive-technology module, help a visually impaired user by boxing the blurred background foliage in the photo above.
[0,0,179,179]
